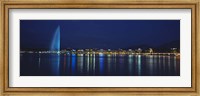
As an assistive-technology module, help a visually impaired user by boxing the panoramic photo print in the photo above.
[20,20,180,76]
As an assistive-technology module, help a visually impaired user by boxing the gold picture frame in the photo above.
[0,0,199,96]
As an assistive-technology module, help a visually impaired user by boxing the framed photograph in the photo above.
[0,0,199,95]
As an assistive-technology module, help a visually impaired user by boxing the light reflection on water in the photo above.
[20,53,180,76]
[71,56,76,75]
[50,54,60,75]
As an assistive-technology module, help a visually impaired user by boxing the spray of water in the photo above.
[50,26,60,53]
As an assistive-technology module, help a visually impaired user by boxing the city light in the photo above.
[20,47,180,57]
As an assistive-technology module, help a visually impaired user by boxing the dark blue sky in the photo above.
[20,20,180,49]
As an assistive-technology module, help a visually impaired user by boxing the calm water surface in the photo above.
[20,53,180,76]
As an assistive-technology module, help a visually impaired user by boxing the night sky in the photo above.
[20,20,180,50]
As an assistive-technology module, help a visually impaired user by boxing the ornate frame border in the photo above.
[0,0,199,96]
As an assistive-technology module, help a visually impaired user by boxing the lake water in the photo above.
[20,53,180,76]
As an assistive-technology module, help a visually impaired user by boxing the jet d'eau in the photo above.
[20,20,180,76]
[50,25,60,53]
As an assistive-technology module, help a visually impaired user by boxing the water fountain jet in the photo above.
[50,25,60,54]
